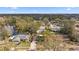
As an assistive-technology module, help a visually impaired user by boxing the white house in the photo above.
[49,23,62,32]
[37,24,45,33]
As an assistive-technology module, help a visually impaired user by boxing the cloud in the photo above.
[7,7,18,13]
[66,8,71,11]
[9,7,18,10]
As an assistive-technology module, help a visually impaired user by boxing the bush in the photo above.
[60,20,74,34]
[37,35,67,51]
[36,35,45,42]
[60,20,79,42]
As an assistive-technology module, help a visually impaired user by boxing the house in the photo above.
[8,35,20,44]
[49,23,62,32]
[17,34,30,40]
[9,34,30,44]
[36,24,45,33]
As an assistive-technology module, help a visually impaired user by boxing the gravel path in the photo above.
[29,41,37,51]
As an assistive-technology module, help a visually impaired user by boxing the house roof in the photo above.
[10,34,30,40]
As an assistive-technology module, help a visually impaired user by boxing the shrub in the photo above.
[36,35,45,42]
[60,20,79,42]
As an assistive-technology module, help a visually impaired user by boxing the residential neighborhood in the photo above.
[0,14,79,51]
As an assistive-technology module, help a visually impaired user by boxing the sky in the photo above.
[0,7,79,14]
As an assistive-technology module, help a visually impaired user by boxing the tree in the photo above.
[42,16,49,25]
[5,16,16,25]
[60,20,79,42]
[15,19,28,33]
